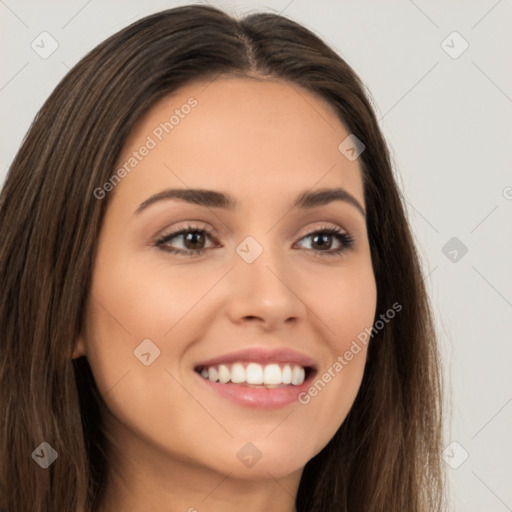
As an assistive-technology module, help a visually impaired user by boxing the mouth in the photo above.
[194,362,314,388]
[193,348,318,408]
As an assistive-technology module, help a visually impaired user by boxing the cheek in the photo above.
[314,259,377,348]
[294,260,376,449]
[88,252,208,340]
[82,253,206,454]
[82,248,225,405]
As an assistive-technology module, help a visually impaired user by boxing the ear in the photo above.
[72,336,87,359]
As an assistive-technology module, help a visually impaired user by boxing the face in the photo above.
[74,76,377,482]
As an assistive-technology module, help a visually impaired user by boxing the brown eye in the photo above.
[155,226,216,256]
[295,227,354,257]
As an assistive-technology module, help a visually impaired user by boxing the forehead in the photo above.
[111,76,365,212]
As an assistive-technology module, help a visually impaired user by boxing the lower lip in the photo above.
[196,372,314,409]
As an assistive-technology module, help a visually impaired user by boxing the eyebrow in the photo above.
[135,187,366,217]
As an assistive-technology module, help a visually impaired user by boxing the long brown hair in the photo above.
[0,5,444,511]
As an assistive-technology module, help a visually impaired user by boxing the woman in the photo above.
[0,5,444,511]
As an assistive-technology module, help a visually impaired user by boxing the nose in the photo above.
[225,239,306,331]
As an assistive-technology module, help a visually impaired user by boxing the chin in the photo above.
[198,438,317,481]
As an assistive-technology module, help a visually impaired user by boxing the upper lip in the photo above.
[194,347,317,369]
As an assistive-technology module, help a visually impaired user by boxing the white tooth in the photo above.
[218,364,230,384]
[291,365,305,385]
[263,364,282,385]
[282,365,292,384]
[230,363,246,383]
[200,368,209,379]
[208,366,219,382]
[246,363,263,384]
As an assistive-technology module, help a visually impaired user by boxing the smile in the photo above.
[193,347,318,408]
[195,362,309,387]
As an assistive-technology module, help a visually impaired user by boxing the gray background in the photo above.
[1,0,511,510]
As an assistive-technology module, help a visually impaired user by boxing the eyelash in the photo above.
[154,223,355,258]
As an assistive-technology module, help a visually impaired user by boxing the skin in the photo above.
[73,76,377,512]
